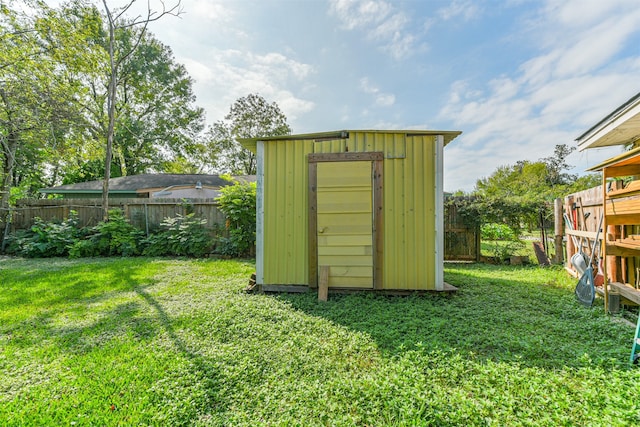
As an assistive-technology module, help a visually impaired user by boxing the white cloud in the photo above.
[188,49,315,123]
[180,58,214,83]
[375,94,395,107]
[541,0,637,29]
[359,77,395,107]
[424,0,481,34]
[329,0,392,30]
[437,0,482,21]
[440,0,640,192]
[191,1,234,22]
[253,53,313,80]
[328,0,421,60]
[359,77,378,94]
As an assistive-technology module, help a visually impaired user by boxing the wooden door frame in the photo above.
[308,152,384,289]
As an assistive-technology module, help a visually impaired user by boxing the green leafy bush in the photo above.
[142,213,213,257]
[481,223,524,261]
[481,223,517,241]
[6,211,81,257]
[6,208,218,260]
[70,209,143,257]
[215,180,256,257]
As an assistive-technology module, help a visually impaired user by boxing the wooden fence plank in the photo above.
[11,198,226,234]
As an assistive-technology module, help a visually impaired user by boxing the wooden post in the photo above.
[564,196,575,271]
[606,181,622,286]
[554,198,564,264]
[318,266,329,302]
[602,172,609,312]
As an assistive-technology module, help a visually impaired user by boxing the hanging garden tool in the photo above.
[564,213,588,276]
[575,212,603,307]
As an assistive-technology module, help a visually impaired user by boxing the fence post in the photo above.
[554,198,564,264]
[564,196,575,271]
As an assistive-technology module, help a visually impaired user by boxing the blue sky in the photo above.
[114,0,640,191]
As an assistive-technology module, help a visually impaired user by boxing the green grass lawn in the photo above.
[1,257,640,426]
[481,238,558,263]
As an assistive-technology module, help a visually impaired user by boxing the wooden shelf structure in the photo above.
[588,145,640,311]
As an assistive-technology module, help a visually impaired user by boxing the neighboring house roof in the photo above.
[41,174,251,196]
[576,92,640,151]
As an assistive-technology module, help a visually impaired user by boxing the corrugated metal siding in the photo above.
[262,138,314,285]
[345,132,438,290]
[260,131,440,290]
[380,135,437,290]
[313,132,406,158]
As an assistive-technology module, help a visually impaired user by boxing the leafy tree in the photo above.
[472,144,600,233]
[204,93,291,174]
[62,158,122,185]
[0,0,95,247]
[97,0,185,220]
[74,24,204,178]
[540,143,579,186]
[1,0,205,233]
[476,144,596,203]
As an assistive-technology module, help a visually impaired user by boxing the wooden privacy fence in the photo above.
[444,197,481,261]
[11,198,226,234]
[10,197,480,261]
[563,186,603,275]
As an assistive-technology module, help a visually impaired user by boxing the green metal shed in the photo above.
[240,129,461,293]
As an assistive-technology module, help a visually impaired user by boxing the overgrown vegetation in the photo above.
[1,258,638,425]
[71,209,144,257]
[481,222,525,261]
[215,179,257,257]
[450,144,600,235]
[142,214,212,257]
[5,179,260,259]
[6,212,82,257]
[4,175,260,259]
[6,209,216,258]
[446,144,601,261]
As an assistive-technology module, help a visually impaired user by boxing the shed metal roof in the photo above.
[576,92,640,151]
[239,129,462,152]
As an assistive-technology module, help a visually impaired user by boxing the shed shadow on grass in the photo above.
[276,264,632,370]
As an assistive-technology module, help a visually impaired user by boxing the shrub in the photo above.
[481,223,517,241]
[481,222,524,261]
[70,209,143,257]
[215,179,256,257]
[6,211,81,257]
[142,213,213,257]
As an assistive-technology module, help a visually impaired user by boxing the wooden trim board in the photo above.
[307,151,384,290]
[373,157,384,289]
[308,161,318,288]
[308,152,384,163]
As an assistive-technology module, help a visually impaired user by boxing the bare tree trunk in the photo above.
[100,0,182,221]
[0,88,18,250]
[0,135,17,251]
[102,1,117,222]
